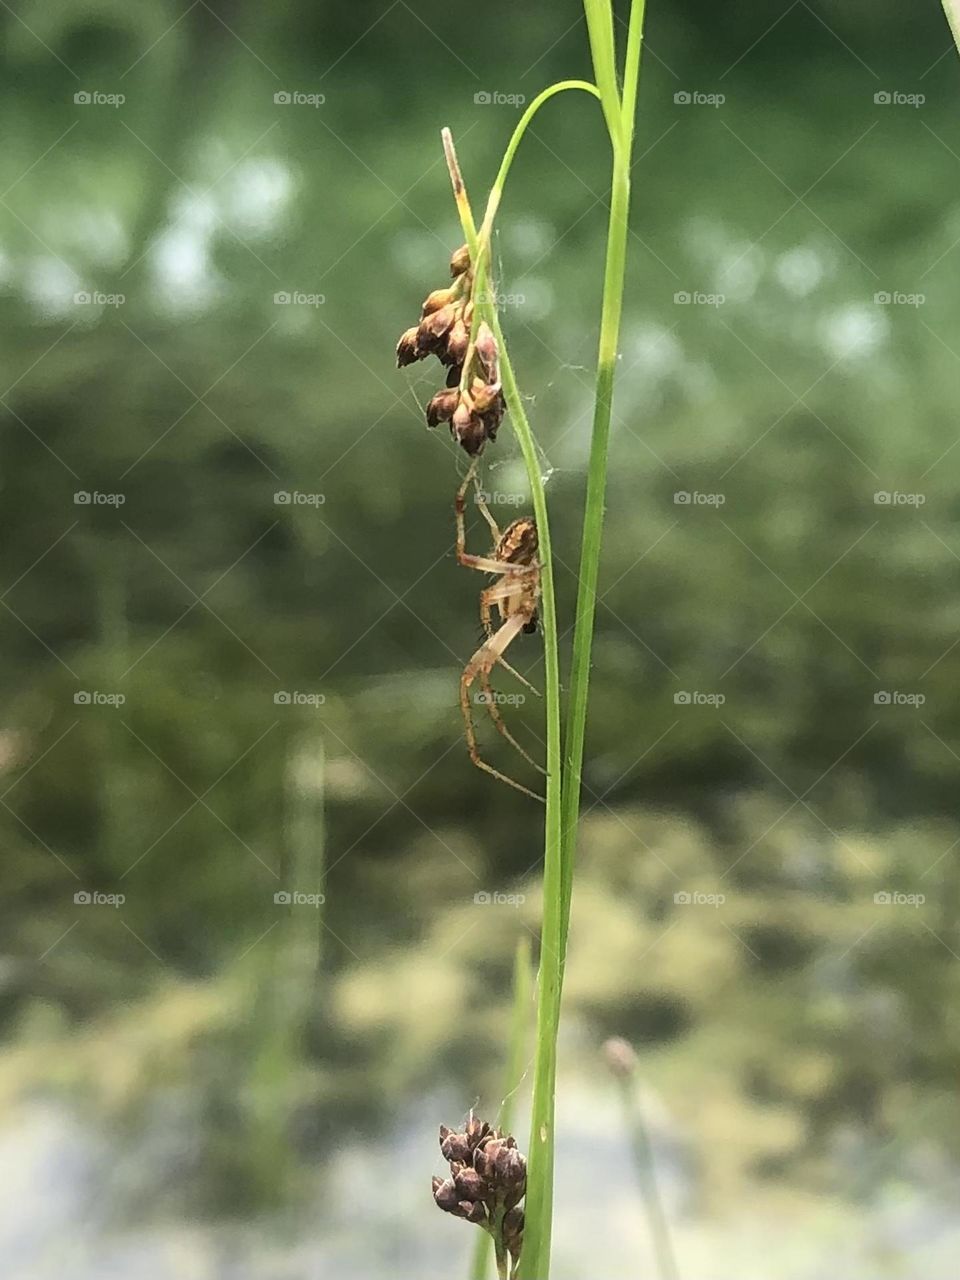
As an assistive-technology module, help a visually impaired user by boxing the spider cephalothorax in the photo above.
[455,463,545,801]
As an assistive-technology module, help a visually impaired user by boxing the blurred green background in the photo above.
[2,1,960,1275]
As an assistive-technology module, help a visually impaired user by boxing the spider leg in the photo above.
[480,581,543,698]
[477,666,548,777]
[455,462,529,575]
[461,613,545,803]
[471,474,501,541]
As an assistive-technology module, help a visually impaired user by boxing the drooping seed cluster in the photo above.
[396,245,506,457]
[432,1112,525,1265]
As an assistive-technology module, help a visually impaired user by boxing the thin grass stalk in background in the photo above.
[605,1038,680,1280]
[470,936,534,1280]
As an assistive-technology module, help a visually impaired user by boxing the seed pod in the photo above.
[474,321,499,381]
[453,1165,486,1201]
[416,304,457,356]
[432,1176,460,1213]
[451,400,486,457]
[445,317,470,367]
[421,286,456,317]
[450,244,471,277]
[470,382,500,414]
[503,1206,524,1260]
[396,326,422,367]
[425,388,459,428]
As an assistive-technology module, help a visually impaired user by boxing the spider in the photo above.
[455,461,546,802]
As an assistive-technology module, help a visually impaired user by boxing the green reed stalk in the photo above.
[441,2,647,1272]
[560,0,646,954]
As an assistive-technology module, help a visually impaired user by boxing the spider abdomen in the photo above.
[495,518,538,566]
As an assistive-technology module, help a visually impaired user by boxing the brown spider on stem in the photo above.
[455,460,547,802]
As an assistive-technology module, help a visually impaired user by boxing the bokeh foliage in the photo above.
[1,0,959,1224]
